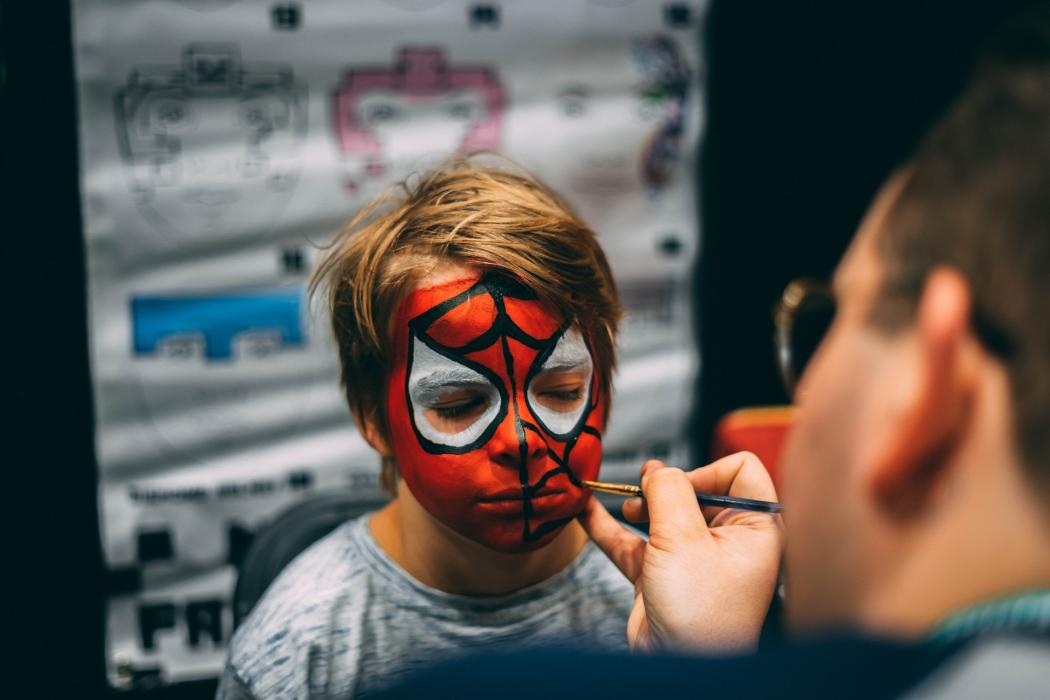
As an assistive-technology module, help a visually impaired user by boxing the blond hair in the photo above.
[311,157,622,494]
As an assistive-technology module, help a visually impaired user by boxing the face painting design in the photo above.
[386,272,605,553]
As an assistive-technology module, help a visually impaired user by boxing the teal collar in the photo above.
[928,589,1050,644]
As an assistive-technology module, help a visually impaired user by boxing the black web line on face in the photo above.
[407,273,602,543]
[410,273,546,353]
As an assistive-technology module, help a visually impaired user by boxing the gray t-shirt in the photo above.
[217,514,634,699]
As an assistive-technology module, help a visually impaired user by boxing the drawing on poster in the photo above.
[131,287,305,362]
[381,0,449,11]
[114,44,307,241]
[171,0,243,11]
[332,47,504,191]
[127,285,311,456]
[633,35,691,191]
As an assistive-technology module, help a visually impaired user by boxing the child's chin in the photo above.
[471,523,567,554]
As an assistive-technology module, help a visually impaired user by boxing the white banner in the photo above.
[72,0,705,688]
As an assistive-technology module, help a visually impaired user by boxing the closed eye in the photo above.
[408,335,502,446]
[530,372,588,413]
[525,328,594,434]
[424,387,492,434]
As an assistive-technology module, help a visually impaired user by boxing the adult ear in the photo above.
[868,267,978,514]
[356,410,393,457]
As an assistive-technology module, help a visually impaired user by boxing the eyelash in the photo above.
[543,388,582,401]
[433,395,487,419]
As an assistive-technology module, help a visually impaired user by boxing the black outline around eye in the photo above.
[523,327,593,441]
[405,331,508,455]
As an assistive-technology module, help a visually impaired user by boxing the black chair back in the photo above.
[233,492,388,628]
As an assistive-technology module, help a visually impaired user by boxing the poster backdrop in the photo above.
[72,0,705,688]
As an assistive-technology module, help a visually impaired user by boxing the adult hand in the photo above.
[579,452,784,653]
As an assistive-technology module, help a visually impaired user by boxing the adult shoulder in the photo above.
[373,634,967,700]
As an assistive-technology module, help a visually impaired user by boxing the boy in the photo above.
[218,160,634,699]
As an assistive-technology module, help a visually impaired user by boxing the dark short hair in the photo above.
[873,8,1050,495]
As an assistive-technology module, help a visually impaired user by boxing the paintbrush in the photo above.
[583,479,783,514]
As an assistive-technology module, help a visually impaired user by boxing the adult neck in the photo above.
[369,483,589,596]
[858,372,1050,638]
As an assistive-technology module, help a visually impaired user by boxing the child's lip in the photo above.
[478,486,564,502]
[476,490,574,516]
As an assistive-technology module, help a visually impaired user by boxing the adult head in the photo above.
[781,15,1050,635]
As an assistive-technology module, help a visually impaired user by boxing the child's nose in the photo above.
[487,406,547,473]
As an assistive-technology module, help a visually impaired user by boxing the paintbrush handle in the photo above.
[583,480,782,514]
[695,492,782,514]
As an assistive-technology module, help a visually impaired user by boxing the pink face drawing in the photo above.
[332,48,504,188]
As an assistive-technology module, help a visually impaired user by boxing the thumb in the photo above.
[577,495,646,583]
[642,466,709,547]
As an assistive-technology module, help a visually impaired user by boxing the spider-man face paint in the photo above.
[386,272,605,553]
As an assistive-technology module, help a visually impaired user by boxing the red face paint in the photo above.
[386,272,605,553]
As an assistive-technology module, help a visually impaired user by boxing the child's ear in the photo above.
[356,411,393,457]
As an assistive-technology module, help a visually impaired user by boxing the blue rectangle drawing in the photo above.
[131,287,305,361]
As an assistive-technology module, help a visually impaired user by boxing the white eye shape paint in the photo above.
[408,336,502,448]
[526,328,593,438]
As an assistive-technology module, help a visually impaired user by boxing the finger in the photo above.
[623,459,666,523]
[686,451,779,503]
[687,453,782,526]
[641,466,708,544]
[621,496,648,523]
[577,495,646,582]
[639,459,668,479]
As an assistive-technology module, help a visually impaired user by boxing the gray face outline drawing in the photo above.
[115,44,307,244]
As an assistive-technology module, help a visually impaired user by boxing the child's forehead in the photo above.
[401,275,481,318]
[396,273,565,346]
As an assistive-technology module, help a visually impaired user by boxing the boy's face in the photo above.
[385,271,605,553]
